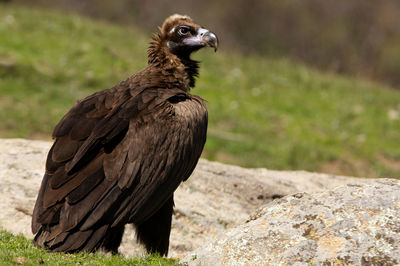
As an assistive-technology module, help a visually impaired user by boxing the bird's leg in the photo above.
[135,196,174,256]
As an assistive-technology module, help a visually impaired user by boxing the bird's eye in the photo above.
[178,26,190,36]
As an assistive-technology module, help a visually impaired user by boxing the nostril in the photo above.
[198,28,208,37]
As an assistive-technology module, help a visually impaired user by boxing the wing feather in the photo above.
[42,155,104,209]
[45,145,64,173]
[51,137,81,162]
[80,185,122,230]
[66,167,104,204]
[60,178,116,231]
[50,166,73,189]
[70,118,98,140]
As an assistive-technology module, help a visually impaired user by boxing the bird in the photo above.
[31,14,219,256]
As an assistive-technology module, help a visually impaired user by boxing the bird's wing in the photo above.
[31,84,133,235]
[32,85,207,247]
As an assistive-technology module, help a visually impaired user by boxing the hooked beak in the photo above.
[183,28,219,52]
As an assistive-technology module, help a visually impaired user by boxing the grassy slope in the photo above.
[0,230,177,265]
[1,5,400,178]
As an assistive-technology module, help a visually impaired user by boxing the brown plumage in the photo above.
[31,14,219,256]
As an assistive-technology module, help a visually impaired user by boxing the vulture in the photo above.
[31,14,219,256]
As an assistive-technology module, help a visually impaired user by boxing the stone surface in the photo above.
[183,179,400,265]
[0,138,384,261]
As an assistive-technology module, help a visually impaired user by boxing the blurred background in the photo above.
[17,0,400,87]
[1,0,400,178]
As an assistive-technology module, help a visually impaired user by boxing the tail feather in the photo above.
[80,225,109,251]
[52,230,93,252]
[33,225,110,253]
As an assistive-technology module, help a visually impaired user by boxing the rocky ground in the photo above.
[1,138,398,265]
[182,179,400,265]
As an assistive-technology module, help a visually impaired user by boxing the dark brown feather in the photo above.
[69,118,98,140]
[60,178,116,231]
[42,155,104,209]
[79,225,109,251]
[52,229,93,252]
[50,231,69,247]
[45,145,64,173]
[49,166,73,189]
[66,167,104,204]
[37,202,62,226]
[80,185,122,231]
[51,137,80,163]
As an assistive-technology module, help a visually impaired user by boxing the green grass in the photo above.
[0,230,177,265]
[1,5,400,178]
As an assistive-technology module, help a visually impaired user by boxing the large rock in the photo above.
[183,179,400,265]
[0,138,381,259]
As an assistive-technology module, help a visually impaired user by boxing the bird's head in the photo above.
[148,15,219,88]
[159,14,219,57]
